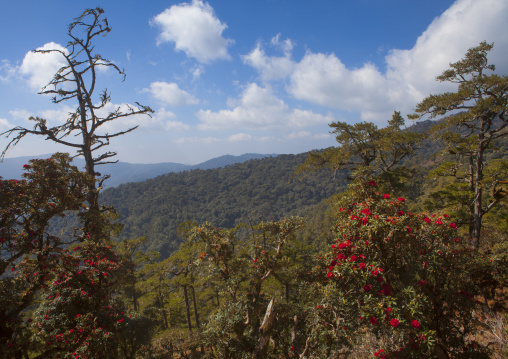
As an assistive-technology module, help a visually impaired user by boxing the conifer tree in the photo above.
[410,41,508,249]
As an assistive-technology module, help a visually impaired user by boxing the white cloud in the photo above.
[242,34,295,82]
[9,109,33,121]
[152,0,233,63]
[196,83,334,130]
[19,42,68,91]
[174,136,221,144]
[0,118,14,130]
[0,60,16,82]
[245,0,508,123]
[228,133,251,142]
[144,81,199,106]
[285,131,311,140]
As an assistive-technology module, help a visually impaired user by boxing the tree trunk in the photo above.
[472,133,486,250]
[251,298,278,359]
[191,286,200,328]
[183,285,193,332]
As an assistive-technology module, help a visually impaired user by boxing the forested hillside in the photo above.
[100,153,346,258]
[1,8,506,359]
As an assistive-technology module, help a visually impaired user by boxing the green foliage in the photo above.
[410,41,508,248]
[305,174,493,358]
[296,111,427,192]
[100,153,344,258]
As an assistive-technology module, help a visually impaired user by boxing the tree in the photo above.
[0,154,91,358]
[410,41,508,249]
[296,111,426,191]
[1,7,152,218]
[0,8,153,358]
[305,174,491,358]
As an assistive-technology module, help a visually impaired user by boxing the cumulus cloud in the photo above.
[196,83,334,130]
[228,133,252,142]
[152,0,233,63]
[242,34,295,81]
[0,118,14,130]
[19,42,68,91]
[174,136,221,144]
[144,81,199,106]
[244,0,508,123]
[0,60,16,82]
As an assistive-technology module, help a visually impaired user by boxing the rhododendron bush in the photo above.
[1,154,141,358]
[306,176,492,358]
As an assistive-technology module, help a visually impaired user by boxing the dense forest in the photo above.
[1,8,507,359]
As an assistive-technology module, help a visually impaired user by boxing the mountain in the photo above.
[0,153,276,187]
[96,152,345,258]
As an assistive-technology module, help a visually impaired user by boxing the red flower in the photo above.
[449,223,457,228]
[363,284,372,292]
[390,318,400,328]
[327,272,334,279]
[383,194,390,199]
[358,263,366,269]
[370,316,378,325]
[291,345,295,351]
[424,217,431,223]
[397,197,405,202]
[117,318,124,323]
[434,220,443,225]
[368,180,377,186]
[76,314,81,318]
[411,320,420,328]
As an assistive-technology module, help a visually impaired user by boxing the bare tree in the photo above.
[1,7,153,215]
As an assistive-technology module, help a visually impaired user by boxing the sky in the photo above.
[0,0,507,165]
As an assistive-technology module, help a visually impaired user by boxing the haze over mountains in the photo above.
[0,153,277,187]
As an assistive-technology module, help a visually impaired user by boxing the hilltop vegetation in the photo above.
[0,8,507,359]
[100,153,346,258]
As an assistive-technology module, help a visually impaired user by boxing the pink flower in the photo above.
[390,318,400,328]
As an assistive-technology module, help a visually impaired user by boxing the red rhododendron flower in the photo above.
[327,272,334,279]
[358,263,366,269]
[424,217,431,223]
[411,320,420,328]
[390,318,400,328]
[397,197,405,202]
[449,223,457,228]
[363,284,372,292]
[370,316,378,325]
[383,194,390,199]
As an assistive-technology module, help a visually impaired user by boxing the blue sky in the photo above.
[1,0,507,164]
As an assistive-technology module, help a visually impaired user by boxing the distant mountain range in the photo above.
[0,153,278,187]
